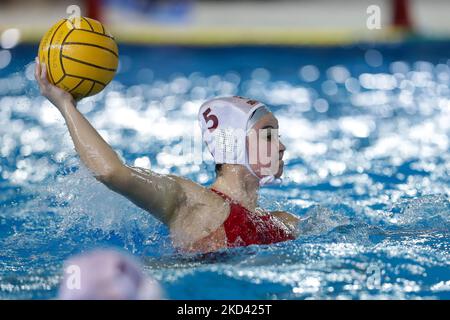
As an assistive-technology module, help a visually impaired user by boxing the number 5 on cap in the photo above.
[203,107,218,131]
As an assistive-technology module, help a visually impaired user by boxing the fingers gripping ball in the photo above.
[38,17,119,100]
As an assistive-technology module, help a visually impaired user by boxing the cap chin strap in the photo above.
[259,175,283,186]
[244,158,282,187]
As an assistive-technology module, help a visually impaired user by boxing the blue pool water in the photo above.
[0,42,449,299]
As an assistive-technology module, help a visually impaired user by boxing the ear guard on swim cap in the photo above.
[198,96,282,186]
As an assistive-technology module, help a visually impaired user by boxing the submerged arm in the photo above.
[271,211,301,237]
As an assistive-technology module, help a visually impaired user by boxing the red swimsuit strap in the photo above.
[210,188,237,203]
[209,188,254,213]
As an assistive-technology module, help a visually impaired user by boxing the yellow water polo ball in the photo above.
[38,17,119,100]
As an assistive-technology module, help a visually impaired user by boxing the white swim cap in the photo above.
[198,96,282,186]
[58,249,164,300]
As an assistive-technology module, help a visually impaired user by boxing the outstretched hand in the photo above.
[34,57,76,108]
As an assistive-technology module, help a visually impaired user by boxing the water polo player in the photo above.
[35,59,300,253]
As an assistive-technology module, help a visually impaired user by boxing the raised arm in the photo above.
[35,59,184,224]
